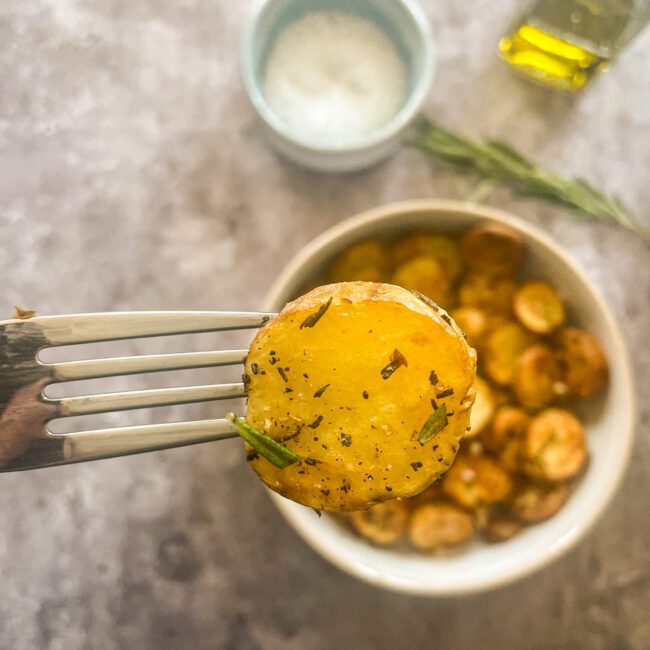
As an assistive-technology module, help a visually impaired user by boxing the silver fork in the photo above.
[0,311,274,472]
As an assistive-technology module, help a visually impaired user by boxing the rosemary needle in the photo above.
[226,413,301,469]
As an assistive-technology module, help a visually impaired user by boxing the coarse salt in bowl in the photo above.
[263,200,636,595]
[241,0,434,172]
[264,12,408,143]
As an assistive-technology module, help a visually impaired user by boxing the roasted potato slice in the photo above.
[458,273,516,314]
[244,282,477,512]
[459,224,523,277]
[496,438,525,475]
[408,502,474,550]
[483,515,523,543]
[522,408,587,481]
[482,406,530,473]
[442,454,513,509]
[514,281,565,334]
[466,438,485,456]
[556,328,608,399]
[348,500,409,546]
[511,483,570,523]
[489,406,531,449]
[391,256,451,306]
[490,385,515,409]
[484,322,536,386]
[450,306,490,350]
[393,233,463,282]
[329,240,390,283]
[514,344,563,408]
[466,376,495,437]
[404,482,445,509]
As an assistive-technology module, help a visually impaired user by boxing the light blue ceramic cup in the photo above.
[241,0,434,172]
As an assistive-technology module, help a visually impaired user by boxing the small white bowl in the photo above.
[241,0,434,172]
[263,199,636,596]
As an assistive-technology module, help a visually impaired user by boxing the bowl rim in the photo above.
[240,0,435,153]
[263,199,636,595]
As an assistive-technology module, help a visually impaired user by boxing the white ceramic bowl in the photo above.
[241,0,434,172]
[263,199,636,595]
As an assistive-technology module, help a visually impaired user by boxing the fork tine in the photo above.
[61,418,239,465]
[49,349,249,382]
[1,418,240,471]
[50,382,246,417]
[6,311,274,347]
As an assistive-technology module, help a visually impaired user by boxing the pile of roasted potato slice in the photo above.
[328,224,608,550]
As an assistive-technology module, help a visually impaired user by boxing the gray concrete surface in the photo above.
[1,1,649,648]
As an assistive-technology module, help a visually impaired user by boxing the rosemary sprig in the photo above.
[226,413,301,469]
[410,116,648,240]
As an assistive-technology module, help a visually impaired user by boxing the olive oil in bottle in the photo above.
[498,0,649,91]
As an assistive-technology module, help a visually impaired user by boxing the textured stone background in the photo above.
[1,1,649,648]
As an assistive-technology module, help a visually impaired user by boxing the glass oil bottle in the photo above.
[498,0,649,91]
